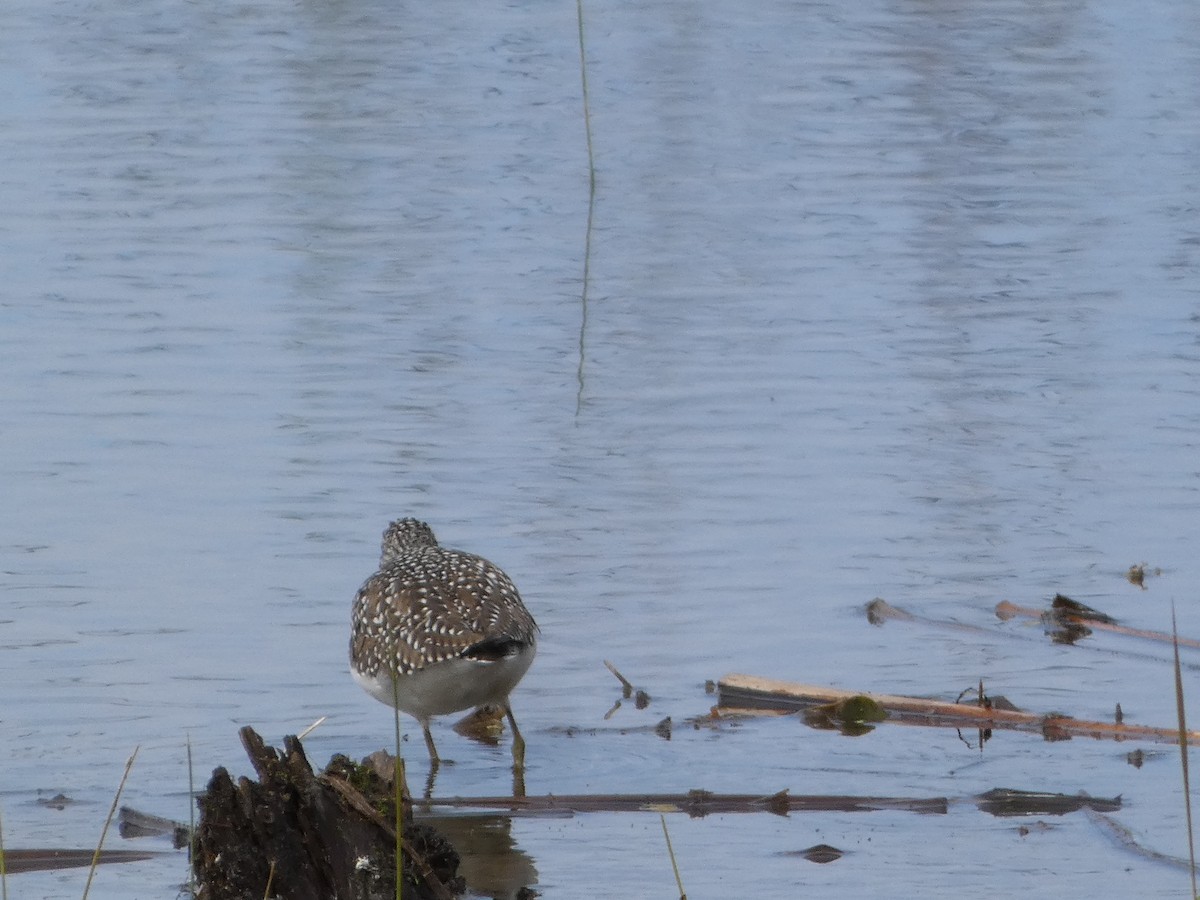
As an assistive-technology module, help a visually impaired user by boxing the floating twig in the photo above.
[422,787,1117,819]
[117,806,189,848]
[1173,603,1198,896]
[996,598,1200,650]
[0,849,156,875]
[717,673,1200,745]
[1086,806,1194,871]
[424,790,941,816]
[602,661,652,717]
[604,660,635,697]
[1126,563,1161,589]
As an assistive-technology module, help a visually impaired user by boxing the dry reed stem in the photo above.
[186,734,196,898]
[1,800,8,900]
[660,814,687,899]
[263,860,276,899]
[574,0,596,416]
[1173,604,1198,897]
[82,745,139,900]
[297,716,327,740]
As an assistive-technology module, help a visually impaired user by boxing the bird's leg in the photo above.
[422,721,441,768]
[505,705,527,797]
[505,705,526,770]
[511,764,526,799]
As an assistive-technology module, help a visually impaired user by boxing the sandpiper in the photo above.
[349,518,538,769]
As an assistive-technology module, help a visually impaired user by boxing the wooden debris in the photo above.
[193,726,462,900]
[717,673,1200,745]
[1085,805,1193,870]
[792,843,843,863]
[118,805,189,848]
[546,720,673,739]
[604,659,635,697]
[424,787,1118,819]
[865,598,997,639]
[996,597,1200,650]
[0,848,157,875]
[866,598,916,625]
[1126,563,1161,589]
[426,789,947,816]
[975,788,1119,816]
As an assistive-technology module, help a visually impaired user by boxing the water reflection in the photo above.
[420,814,537,900]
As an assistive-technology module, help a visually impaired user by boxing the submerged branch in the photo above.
[422,788,1117,819]
[423,790,945,817]
[0,849,157,876]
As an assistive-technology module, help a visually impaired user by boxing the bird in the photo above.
[349,518,538,770]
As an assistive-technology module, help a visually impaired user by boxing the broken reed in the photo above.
[574,0,595,200]
[660,814,687,900]
[1,799,8,900]
[573,0,596,416]
[263,861,276,900]
[186,735,196,898]
[81,746,139,900]
[1172,605,1198,898]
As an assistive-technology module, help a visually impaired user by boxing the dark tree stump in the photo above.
[194,726,461,900]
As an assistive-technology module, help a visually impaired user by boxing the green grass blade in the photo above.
[393,669,404,900]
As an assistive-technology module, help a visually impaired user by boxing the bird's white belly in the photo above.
[353,647,535,719]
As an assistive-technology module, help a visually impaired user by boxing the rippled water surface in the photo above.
[4,0,1200,896]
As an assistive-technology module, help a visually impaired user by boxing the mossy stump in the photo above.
[194,725,461,900]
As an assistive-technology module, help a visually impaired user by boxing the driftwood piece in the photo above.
[424,790,948,816]
[422,787,1115,818]
[118,805,190,848]
[974,788,1119,817]
[717,673,1200,744]
[0,848,158,875]
[996,598,1200,649]
[193,726,462,900]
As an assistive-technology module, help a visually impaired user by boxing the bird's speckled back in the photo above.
[350,518,539,679]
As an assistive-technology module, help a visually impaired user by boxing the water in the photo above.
[3,0,1200,896]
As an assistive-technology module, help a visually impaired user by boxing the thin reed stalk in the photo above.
[393,670,405,900]
[1173,604,1198,898]
[1,800,8,900]
[660,814,687,900]
[186,734,196,898]
[574,0,595,199]
[574,0,596,416]
[81,745,139,900]
[297,716,327,740]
